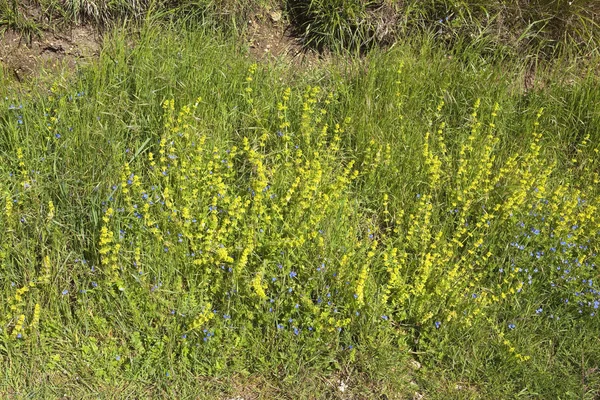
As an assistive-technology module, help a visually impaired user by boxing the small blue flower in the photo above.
[435,321,441,329]
[289,271,297,278]
[508,323,515,330]
[61,289,69,295]
[535,308,543,314]
[115,355,121,361]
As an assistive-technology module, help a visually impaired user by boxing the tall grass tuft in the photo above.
[287,0,381,52]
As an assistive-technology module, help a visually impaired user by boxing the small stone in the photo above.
[269,11,282,22]
[409,359,422,370]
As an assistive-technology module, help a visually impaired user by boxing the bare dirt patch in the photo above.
[246,8,320,68]
[1,25,99,82]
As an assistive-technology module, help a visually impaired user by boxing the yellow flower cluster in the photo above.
[5,281,39,340]
[98,207,120,283]
[189,302,215,331]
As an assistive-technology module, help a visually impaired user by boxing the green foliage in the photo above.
[287,0,381,52]
[0,0,265,32]
[2,0,599,58]
[1,22,600,397]
[402,0,600,57]
[284,0,600,56]
[0,0,41,40]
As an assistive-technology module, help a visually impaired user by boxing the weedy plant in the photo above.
[0,20,599,398]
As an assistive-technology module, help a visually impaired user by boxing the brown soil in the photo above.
[1,9,309,83]
[246,8,320,68]
[0,25,99,82]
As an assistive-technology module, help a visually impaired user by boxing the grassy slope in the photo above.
[1,21,600,398]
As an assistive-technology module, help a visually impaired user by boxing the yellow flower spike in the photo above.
[189,302,215,331]
[47,201,55,221]
[12,314,26,339]
[355,265,369,306]
[4,191,14,226]
[29,303,41,333]
[41,255,52,284]
[251,271,267,300]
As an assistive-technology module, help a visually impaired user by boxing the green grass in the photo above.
[1,19,600,398]
[2,0,599,58]
[0,0,42,41]
[0,0,269,35]
[285,0,600,56]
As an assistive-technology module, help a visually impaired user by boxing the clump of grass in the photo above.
[0,0,42,40]
[284,0,599,57]
[287,0,382,52]
[1,0,265,33]
[403,0,600,58]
